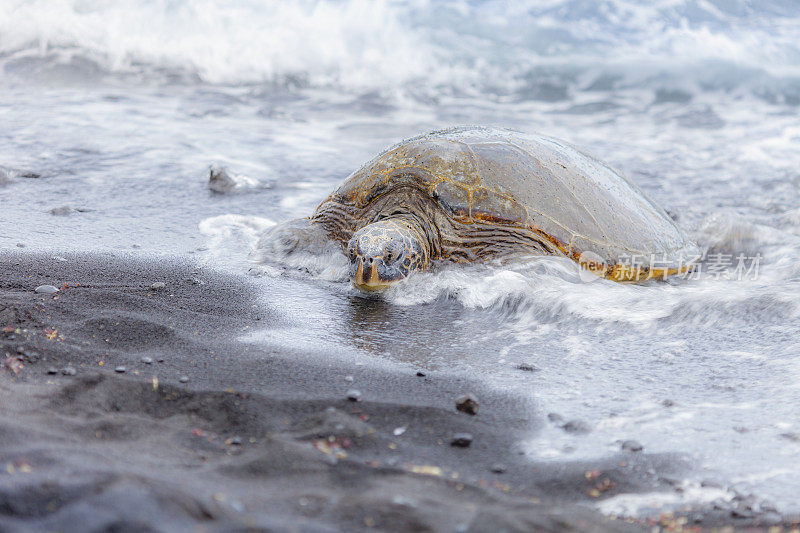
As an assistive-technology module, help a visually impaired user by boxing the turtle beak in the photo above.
[352,256,392,291]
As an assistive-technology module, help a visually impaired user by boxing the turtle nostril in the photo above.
[368,257,374,265]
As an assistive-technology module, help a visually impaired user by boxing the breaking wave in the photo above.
[3,0,800,102]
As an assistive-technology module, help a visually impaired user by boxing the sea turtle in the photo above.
[270,126,699,290]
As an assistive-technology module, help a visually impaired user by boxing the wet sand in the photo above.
[0,252,793,531]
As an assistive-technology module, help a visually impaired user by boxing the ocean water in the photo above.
[2,0,800,518]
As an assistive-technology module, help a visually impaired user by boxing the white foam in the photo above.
[0,0,438,87]
[597,485,733,517]
[2,0,799,97]
[198,214,275,265]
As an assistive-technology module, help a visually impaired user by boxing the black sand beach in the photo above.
[0,252,795,532]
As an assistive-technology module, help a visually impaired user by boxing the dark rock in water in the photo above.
[16,243,25,248]
[34,285,59,294]
[61,366,76,376]
[208,165,236,192]
[450,433,473,448]
[731,508,754,519]
[662,399,675,407]
[19,171,43,179]
[712,499,730,511]
[547,413,564,423]
[346,389,361,402]
[779,432,800,442]
[150,282,166,290]
[621,440,643,452]
[50,206,73,216]
[115,366,126,373]
[562,420,591,434]
[416,371,426,377]
[140,356,153,364]
[455,394,478,415]
[490,463,506,474]
[207,164,262,193]
[179,375,189,383]
[46,367,58,375]
[515,363,539,372]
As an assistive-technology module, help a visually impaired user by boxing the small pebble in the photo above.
[662,399,675,407]
[140,356,153,364]
[47,367,58,375]
[455,394,479,415]
[346,389,361,402]
[344,375,354,382]
[16,243,25,248]
[393,426,407,436]
[157,358,165,363]
[61,366,76,376]
[490,463,506,473]
[229,436,242,445]
[179,375,189,383]
[15,346,24,354]
[34,285,59,294]
[150,282,166,290]
[115,366,126,373]
[416,371,426,377]
[515,363,539,372]
[621,440,644,452]
[450,433,473,448]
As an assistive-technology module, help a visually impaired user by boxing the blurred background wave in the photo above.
[2,0,800,104]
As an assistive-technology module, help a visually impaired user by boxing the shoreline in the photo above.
[0,251,795,531]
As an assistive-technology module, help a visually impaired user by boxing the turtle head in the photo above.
[347,218,429,291]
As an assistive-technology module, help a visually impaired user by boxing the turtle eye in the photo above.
[383,241,404,264]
